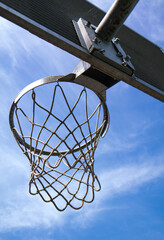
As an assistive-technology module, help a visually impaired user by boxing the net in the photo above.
[9,74,109,210]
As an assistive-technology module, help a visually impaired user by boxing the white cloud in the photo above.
[89,0,164,45]
[0,149,67,231]
[98,132,138,154]
[72,159,164,226]
[99,162,164,198]
[89,0,113,11]
[125,1,164,44]
[0,147,164,232]
[96,114,156,155]
[0,1,164,234]
[0,17,78,77]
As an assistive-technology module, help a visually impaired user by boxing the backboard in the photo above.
[0,0,164,102]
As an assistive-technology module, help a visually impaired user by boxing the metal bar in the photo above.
[95,0,139,42]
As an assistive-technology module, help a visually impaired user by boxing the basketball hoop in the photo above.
[9,74,109,211]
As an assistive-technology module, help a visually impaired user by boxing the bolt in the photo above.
[124,55,131,62]
[100,49,105,55]
[93,37,101,44]
[93,37,98,43]
[122,55,131,66]
[122,60,127,66]
[117,52,123,57]
[92,26,96,31]
[113,38,120,44]
[85,21,91,27]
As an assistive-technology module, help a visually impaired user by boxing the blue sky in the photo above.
[0,0,164,239]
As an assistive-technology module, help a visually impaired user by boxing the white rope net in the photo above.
[10,79,109,211]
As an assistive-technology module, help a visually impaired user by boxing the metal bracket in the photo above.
[73,18,135,76]
[73,60,119,101]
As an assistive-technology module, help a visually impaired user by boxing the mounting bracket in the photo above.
[73,18,135,76]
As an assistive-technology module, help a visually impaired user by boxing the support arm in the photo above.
[95,0,139,42]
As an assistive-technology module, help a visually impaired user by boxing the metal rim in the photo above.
[9,74,109,156]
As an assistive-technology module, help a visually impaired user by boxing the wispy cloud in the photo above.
[90,0,164,45]
[125,1,164,44]
[0,147,164,232]
[89,0,114,11]
[97,131,139,154]
[0,149,66,231]
[0,2,164,236]
[73,158,164,226]
[0,17,78,77]
[97,114,157,156]
[99,161,164,199]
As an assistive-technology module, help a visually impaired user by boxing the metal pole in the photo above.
[95,0,139,42]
